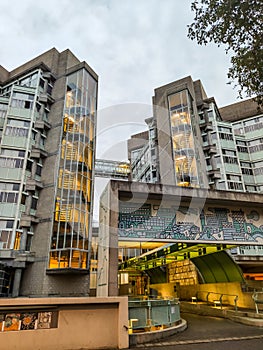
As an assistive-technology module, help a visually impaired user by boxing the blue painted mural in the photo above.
[118,203,263,243]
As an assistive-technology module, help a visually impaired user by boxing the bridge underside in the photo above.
[97,181,263,297]
[119,243,244,283]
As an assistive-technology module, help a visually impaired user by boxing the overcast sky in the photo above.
[0,0,241,220]
[1,0,239,108]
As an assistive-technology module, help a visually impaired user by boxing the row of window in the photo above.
[228,182,244,190]
[223,156,238,164]
[244,122,263,133]
[0,157,24,168]
[249,144,263,153]
[0,220,14,229]
[5,126,29,138]
[0,182,20,191]
[254,167,263,176]
[219,133,234,141]
[0,192,19,204]
[11,99,34,110]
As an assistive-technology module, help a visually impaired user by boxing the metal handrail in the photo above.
[195,291,238,311]
[252,292,263,314]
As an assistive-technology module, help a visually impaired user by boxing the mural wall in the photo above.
[0,311,57,331]
[118,203,263,244]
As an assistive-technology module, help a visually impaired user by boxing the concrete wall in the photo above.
[179,282,255,309]
[219,98,263,122]
[150,282,178,299]
[0,297,129,350]
[150,281,255,309]
[97,182,119,297]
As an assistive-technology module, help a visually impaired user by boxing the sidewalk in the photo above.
[180,301,263,327]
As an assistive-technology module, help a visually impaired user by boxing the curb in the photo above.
[129,319,187,347]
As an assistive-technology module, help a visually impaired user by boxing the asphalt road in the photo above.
[131,312,263,350]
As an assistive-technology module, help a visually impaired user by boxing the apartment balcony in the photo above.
[38,92,54,104]
[31,145,48,158]
[25,178,43,191]
[203,120,213,132]
[34,119,51,130]
[12,250,36,264]
[207,168,221,179]
[208,146,217,155]
[20,214,39,228]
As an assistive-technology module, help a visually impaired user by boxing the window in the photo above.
[207,110,213,120]
[226,174,241,181]
[245,185,257,192]
[223,156,238,164]
[32,130,37,141]
[236,140,246,146]
[19,72,38,88]
[25,232,33,251]
[252,161,263,168]
[5,126,29,137]
[26,160,33,172]
[31,197,38,210]
[211,133,217,141]
[202,134,208,142]
[39,78,45,90]
[218,126,232,133]
[249,144,263,153]
[241,168,253,175]
[36,164,42,176]
[198,112,204,121]
[40,136,46,147]
[36,103,41,113]
[219,133,233,141]
[0,181,20,204]
[47,83,53,95]
[21,193,27,205]
[0,157,24,168]
[222,149,236,156]
[6,220,14,229]
[248,139,263,146]
[0,103,8,119]
[254,167,263,176]
[1,149,25,157]
[228,182,243,190]
[0,192,19,203]
[7,119,30,127]
[237,146,248,153]
[241,162,251,167]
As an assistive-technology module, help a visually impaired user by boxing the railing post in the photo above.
[234,295,238,312]
[219,294,223,309]
[206,292,210,305]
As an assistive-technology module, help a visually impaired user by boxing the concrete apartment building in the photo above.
[125,76,263,282]
[0,48,98,297]
[96,77,263,297]
[129,76,263,193]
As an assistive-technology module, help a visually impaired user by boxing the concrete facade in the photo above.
[0,48,98,297]
[0,296,129,349]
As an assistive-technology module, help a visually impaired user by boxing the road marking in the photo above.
[136,335,263,347]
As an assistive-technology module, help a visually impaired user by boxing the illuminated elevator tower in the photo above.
[153,77,207,188]
[49,69,97,271]
[168,89,199,187]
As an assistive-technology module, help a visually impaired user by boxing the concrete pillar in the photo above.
[25,195,32,215]
[12,268,22,297]
[19,228,28,251]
